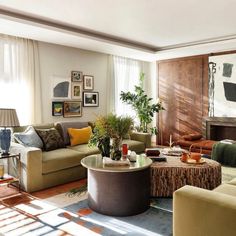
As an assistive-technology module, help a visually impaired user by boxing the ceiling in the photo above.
[1,0,236,61]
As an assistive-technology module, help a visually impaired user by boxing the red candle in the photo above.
[122,144,128,155]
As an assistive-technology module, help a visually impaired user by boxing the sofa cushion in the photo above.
[123,139,145,154]
[42,148,85,174]
[213,184,236,197]
[13,126,43,148]
[68,126,92,146]
[182,133,202,141]
[36,128,65,151]
[226,178,236,186]
[55,121,89,145]
[68,144,100,156]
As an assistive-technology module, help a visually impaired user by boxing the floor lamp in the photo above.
[0,108,20,155]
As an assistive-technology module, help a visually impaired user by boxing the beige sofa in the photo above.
[173,178,236,236]
[10,121,151,192]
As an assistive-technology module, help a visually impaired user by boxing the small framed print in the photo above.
[71,83,82,100]
[52,101,63,116]
[83,75,94,90]
[71,71,83,82]
[64,101,82,117]
[83,92,99,107]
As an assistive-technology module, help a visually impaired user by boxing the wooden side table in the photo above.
[0,152,21,193]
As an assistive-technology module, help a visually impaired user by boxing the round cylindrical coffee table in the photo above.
[151,156,221,197]
[81,155,152,216]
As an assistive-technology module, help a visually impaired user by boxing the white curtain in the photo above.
[0,34,42,125]
[107,55,145,121]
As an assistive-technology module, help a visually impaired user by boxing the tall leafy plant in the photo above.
[120,73,164,134]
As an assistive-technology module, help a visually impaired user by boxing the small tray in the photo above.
[186,158,206,164]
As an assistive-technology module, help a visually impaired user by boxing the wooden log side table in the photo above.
[81,154,152,216]
[150,156,221,197]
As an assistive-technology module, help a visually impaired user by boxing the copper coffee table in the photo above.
[150,156,221,197]
[81,154,152,216]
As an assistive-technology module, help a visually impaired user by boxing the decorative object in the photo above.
[52,76,71,99]
[120,72,164,134]
[83,92,99,107]
[52,101,63,116]
[0,108,20,155]
[71,83,82,100]
[89,114,133,159]
[167,134,174,148]
[209,54,236,117]
[67,126,92,146]
[13,126,43,148]
[36,128,65,151]
[71,71,83,82]
[63,101,82,117]
[83,75,94,90]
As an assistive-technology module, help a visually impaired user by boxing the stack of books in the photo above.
[103,157,130,167]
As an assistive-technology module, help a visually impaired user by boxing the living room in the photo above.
[1,1,236,236]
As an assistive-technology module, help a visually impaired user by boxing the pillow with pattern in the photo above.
[14,126,43,149]
[36,128,65,151]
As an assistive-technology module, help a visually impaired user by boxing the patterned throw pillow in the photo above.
[13,126,43,149]
[36,128,65,151]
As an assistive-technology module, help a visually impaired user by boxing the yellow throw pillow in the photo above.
[68,126,92,146]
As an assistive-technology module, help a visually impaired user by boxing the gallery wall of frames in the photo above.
[52,70,99,118]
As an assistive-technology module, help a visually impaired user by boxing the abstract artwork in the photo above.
[209,53,236,117]
[52,77,71,99]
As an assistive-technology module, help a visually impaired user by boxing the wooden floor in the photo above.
[0,178,87,205]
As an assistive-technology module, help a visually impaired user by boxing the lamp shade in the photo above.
[0,108,20,127]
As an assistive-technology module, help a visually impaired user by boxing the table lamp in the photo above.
[0,108,20,155]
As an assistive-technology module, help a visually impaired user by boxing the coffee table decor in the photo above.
[88,114,133,160]
[103,157,130,167]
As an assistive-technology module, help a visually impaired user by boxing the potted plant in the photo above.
[89,114,133,160]
[120,72,164,134]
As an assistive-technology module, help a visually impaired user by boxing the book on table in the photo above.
[0,174,14,184]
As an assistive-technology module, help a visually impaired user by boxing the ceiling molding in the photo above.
[0,8,157,52]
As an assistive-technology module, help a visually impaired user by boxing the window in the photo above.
[0,34,42,125]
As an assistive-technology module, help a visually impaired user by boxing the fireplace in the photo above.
[204,117,236,141]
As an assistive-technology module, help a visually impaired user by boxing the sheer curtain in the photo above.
[0,34,42,125]
[107,55,144,122]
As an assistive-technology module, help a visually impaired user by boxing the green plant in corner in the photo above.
[120,72,164,134]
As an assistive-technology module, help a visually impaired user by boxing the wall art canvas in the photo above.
[52,76,71,99]
[83,75,94,90]
[64,101,82,117]
[52,102,63,116]
[83,92,99,107]
[71,71,83,82]
[71,83,82,100]
[209,54,236,117]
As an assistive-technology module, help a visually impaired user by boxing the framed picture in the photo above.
[51,76,71,99]
[83,92,99,107]
[52,101,63,116]
[64,101,82,117]
[71,71,83,82]
[83,75,94,90]
[71,83,82,100]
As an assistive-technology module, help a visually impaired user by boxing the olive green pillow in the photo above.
[36,128,65,151]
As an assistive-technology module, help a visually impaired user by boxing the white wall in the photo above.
[38,42,109,123]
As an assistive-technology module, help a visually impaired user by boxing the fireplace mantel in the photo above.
[203,117,236,140]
